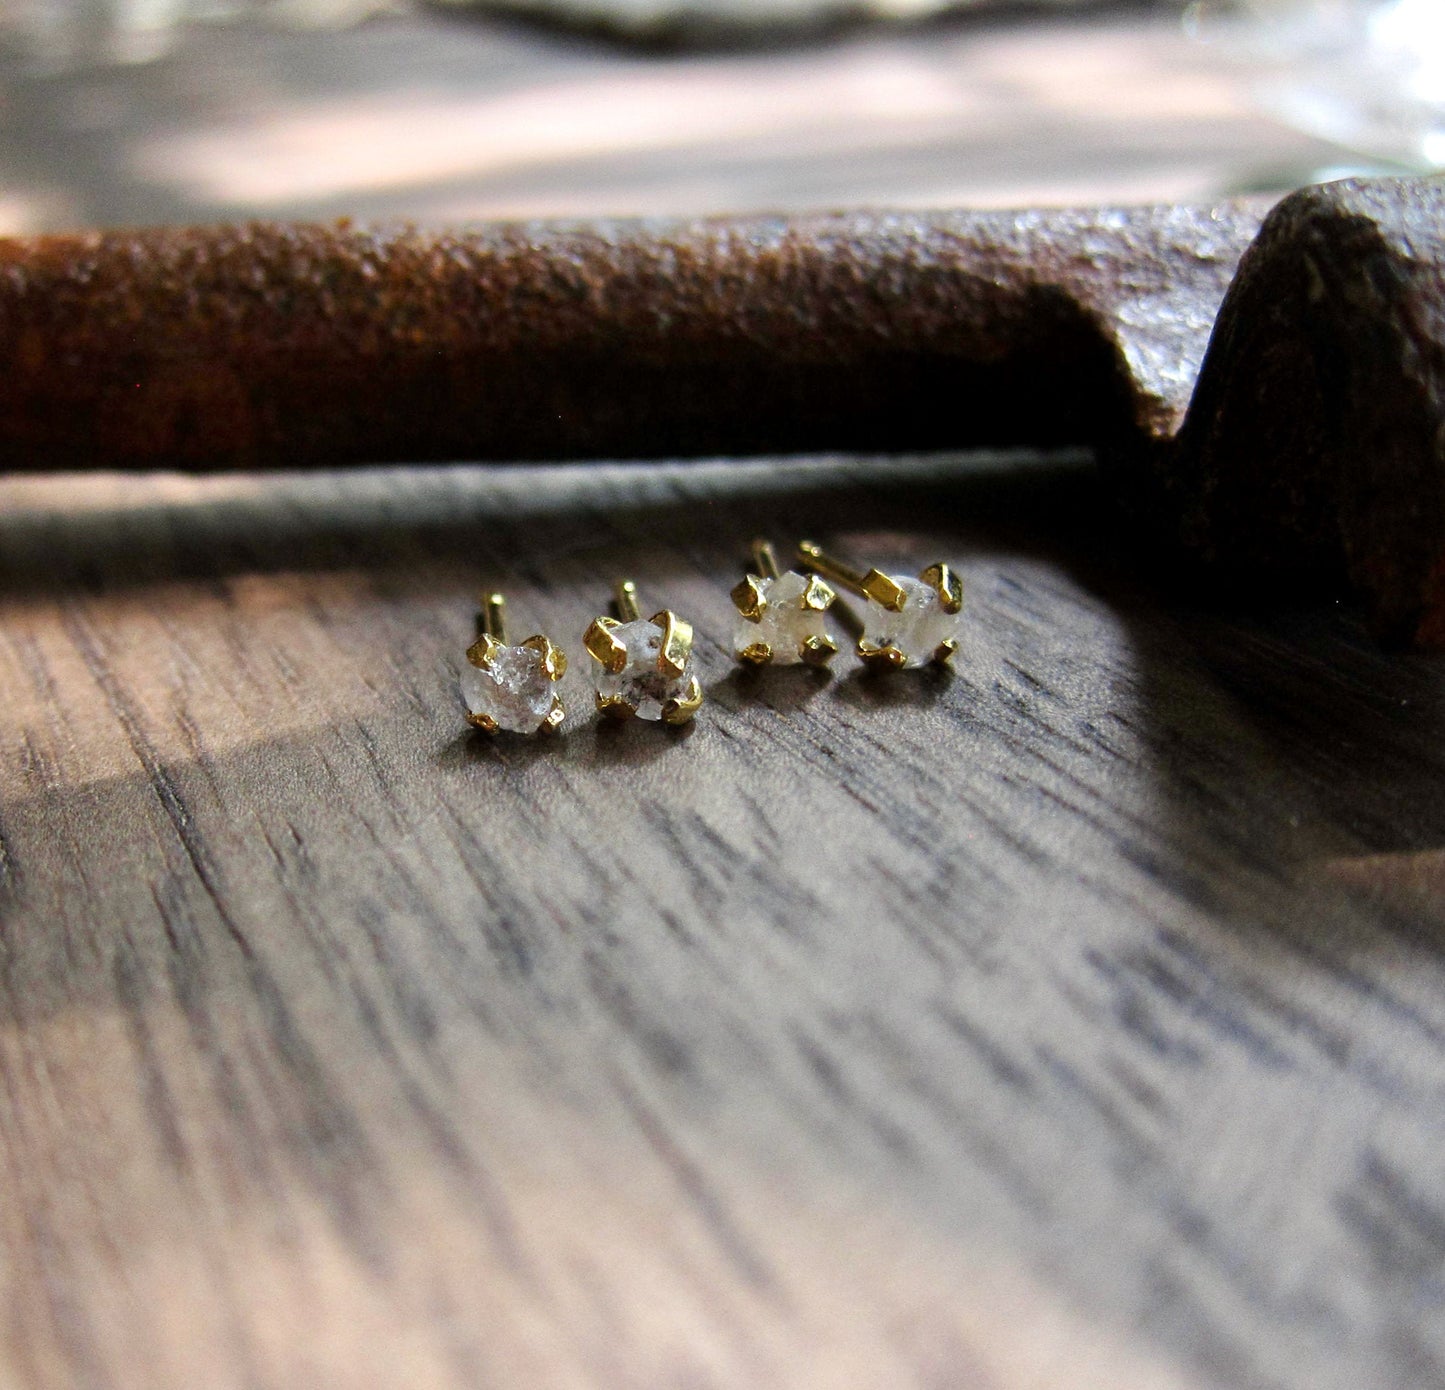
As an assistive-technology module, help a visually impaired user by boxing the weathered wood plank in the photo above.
[1,453,1443,1389]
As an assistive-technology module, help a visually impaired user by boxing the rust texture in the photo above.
[0,176,1442,643]
[1161,176,1445,648]
[0,203,1263,471]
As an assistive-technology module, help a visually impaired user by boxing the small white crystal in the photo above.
[460,642,557,733]
[596,619,689,720]
[732,570,830,664]
[861,575,960,667]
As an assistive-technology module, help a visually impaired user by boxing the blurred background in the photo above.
[0,0,1438,234]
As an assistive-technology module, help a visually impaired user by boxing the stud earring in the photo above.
[731,538,838,668]
[583,580,704,724]
[460,591,566,734]
[796,541,962,670]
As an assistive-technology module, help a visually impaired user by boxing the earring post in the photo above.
[615,580,642,622]
[797,541,868,597]
[483,592,507,643]
[750,539,782,580]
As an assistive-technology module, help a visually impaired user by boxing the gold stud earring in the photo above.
[731,538,838,668]
[583,580,704,724]
[797,541,962,670]
[460,591,566,734]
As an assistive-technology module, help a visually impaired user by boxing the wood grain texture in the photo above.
[1,452,1444,1389]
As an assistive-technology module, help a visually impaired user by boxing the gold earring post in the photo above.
[615,580,642,622]
[483,591,507,643]
[750,539,782,580]
[797,540,906,611]
[796,540,867,596]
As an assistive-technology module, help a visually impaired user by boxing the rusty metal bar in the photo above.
[0,177,1443,644]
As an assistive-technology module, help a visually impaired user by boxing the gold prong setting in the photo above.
[460,593,568,734]
[595,691,636,719]
[800,634,838,667]
[522,632,568,681]
[859,569,908,613]
[461,641,567,734]
[797,543,962,670]
[730,575,768,623]
[858,642,908,671]
[730,566,837,667]
[920,563,964,615]
[586,583,703,723]
[583,616,628,674]
[465,633,504,670]
[661,676,705,726]
[653,610,694,681]
[801,574,834,613]
[853,574,962,668]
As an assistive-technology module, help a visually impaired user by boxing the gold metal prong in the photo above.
[595,691,636,719]
[919,562,964,615]
[652,610,693,679]
[933,639,959,664]
[466,633,504,669]
[522,633,567,680]
[738,642,773,666]
[615,580,642,623]
[661,676,704,725]
[584,616,628,674]
[857,642,907,671]
[801,574,835,612]
[860,569,908,613]
[750,539,782,580]
[541,696,566,731]
[799,635,838,667]
[466,710,500,733]
[731,575,767,622]
[483,591,507,642]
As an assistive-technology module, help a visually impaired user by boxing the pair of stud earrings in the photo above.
[731,540,962,672]
[460,541,963,735]
[461,580,701,734]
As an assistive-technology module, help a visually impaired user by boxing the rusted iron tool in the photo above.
[0,175,1441,645]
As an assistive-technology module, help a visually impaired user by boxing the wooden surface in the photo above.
[0,8,1438,1387]
[2,452,1444,1388]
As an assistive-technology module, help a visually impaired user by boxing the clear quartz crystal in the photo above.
[862,575,960,667]
[460,642,556,732]
[597,619,689,720]
[732,570,829,664]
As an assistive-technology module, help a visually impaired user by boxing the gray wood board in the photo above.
[1,451,1443,1388]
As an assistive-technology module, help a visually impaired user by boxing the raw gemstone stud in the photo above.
[730,539,838,668]
[796,541,963,670]
[461,591,566,733]
[584,580,703,725]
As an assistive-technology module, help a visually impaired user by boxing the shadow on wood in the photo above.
[1,454,1444,1388]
